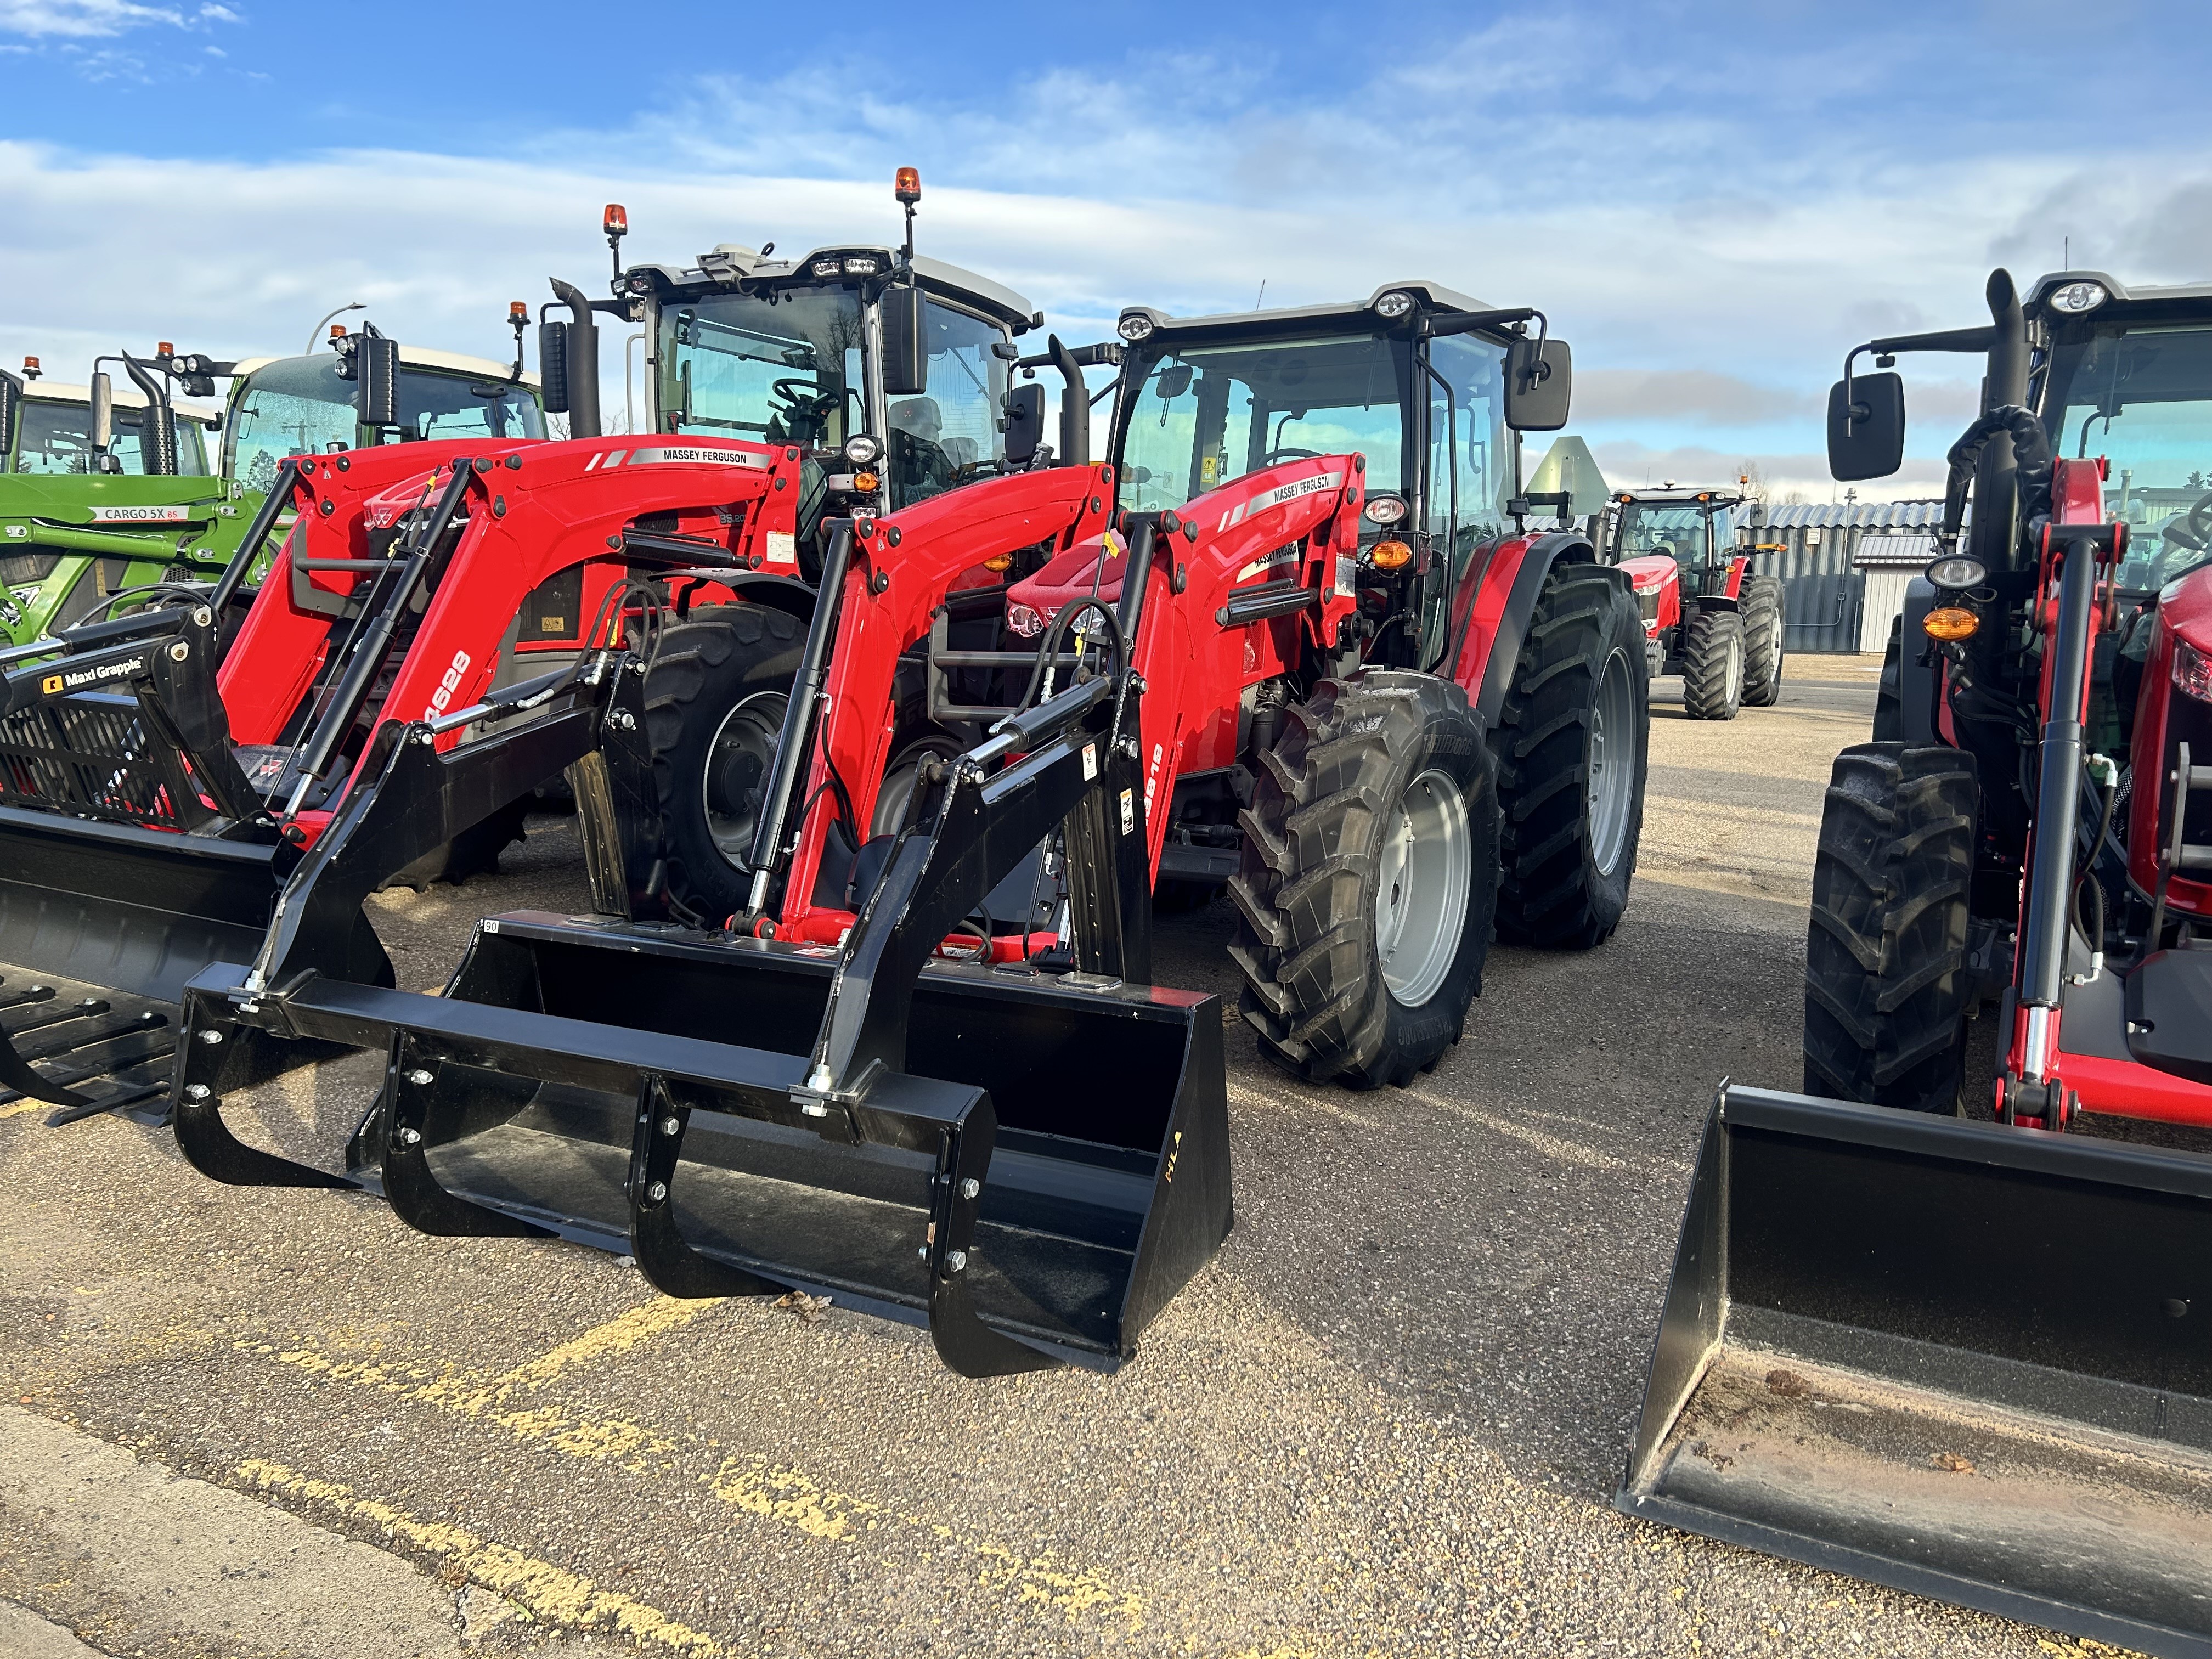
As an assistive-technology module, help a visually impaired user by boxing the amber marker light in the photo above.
[1370,539,1414,570]
[983,553,1013,573]
[852,470,881,494]
[603,204,629,238]
[894,166,922,204]
[1923,606,1979,641]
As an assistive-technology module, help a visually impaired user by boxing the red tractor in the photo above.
[1620,269,2212,1654]
[167,278,1651,1376]
[1599,485,1785,719]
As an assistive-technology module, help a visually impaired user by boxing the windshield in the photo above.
[12,398,211,475]
[658,287,865,449]
[1615,503,1710,562]
[1115,332,1408,513]
[2046,323,2212,590]
[227,355,542,492]
[886,299,1011,508]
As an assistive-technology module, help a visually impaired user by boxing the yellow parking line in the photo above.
[495,1295,723,1392]
[247,1335,1148,1634]
[235,1457,719,1654]
[0,1098,52,1120]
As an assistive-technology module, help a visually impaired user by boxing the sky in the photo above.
[5,0,2211,499]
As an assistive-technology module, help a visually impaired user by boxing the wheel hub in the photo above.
[1375,767,1471,1008]
[1588,646,1637,877]
[703,691,787,862]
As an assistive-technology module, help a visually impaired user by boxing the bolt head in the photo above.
[647,1180,669,1203]
[659,1115,680,1136]
[406,1068,434,1086]
[198,1028,224,1044]
[946,1250,968,1273]
[960,1178,980,1200]
[169,641,190,662]
[183,1083,210,1100]
[398,1126,422,1146]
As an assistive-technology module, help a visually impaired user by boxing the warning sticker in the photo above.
[1082,742,1097,780]
[765,531,798,565]
[1119,788,1135,835]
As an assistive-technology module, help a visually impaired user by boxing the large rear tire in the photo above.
[1803,742,1979,1113]
[643,603,805,921]
[1680,608,1745,720]
[376,798,533,892]
[1229,671,1499,1090]
[1739,574,1786,707]
[1493,563,1649,949]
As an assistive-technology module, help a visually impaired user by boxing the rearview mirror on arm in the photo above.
[89,370,114,458]
[1504,337,1571,430]
[882,283,928,398]
[1827,370,1905,481]
[0,369,19,465]
[1002,382,1044,465]
[356,332,401,431]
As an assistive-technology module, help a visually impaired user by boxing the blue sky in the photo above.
[6,0,2211,495]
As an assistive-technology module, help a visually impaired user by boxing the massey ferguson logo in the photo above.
[41,656,144,695]
[1216,470,1345,533]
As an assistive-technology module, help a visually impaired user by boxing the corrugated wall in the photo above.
[1753,503,1949,654]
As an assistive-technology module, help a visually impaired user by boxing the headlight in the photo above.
[842,256,882,275]
[2047,280,2107,314]
[1361,494,1408,527]
[1369,539,1414,570]
[2174,639,2212,704]
[842,433,883,467]
[1373,290,1415,320]
[1926,555,1987,589]
[810,258,843,278]
[1116,313,1156,343]
[1923,606,1980,642]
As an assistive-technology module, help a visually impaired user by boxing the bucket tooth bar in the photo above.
[182,468,1232,1378]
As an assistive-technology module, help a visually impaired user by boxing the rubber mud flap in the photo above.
[1618,1084,2212,1657]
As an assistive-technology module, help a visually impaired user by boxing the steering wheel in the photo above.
[769,378,837,417]
[2161,490,2212,555]
[1263,447,1323,465]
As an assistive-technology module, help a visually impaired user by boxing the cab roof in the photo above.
[2025,270,2212,321]
[1611,486,1749,508]
[21,383,222,422]
[228,345,537,386]
[1116,281,1498,343]
[625,246,1039,332]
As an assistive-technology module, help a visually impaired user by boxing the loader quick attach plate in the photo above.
[1620,1086,2212,1657]
[194,910,1232,1375]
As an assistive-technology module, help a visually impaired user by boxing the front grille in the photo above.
[0,693,191,826]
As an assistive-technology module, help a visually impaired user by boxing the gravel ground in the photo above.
[0,657,2152,1657]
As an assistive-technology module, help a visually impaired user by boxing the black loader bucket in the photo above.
[179,639,1231,1376]
[1620,1084,2212,1656]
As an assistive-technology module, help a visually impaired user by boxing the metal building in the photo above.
[1754,501,1950,654]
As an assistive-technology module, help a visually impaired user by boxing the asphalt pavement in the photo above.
[0,656,2149,1657]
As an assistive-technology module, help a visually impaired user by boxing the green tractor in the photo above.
[0,318,544,644]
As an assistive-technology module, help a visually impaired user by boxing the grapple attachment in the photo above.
[1620,1085,2212,1656]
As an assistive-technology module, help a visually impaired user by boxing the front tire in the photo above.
[1803,743,1979,1113]
[1493,563,1649,949]
[1739,574,1786,707]
[1229,672,1500,1089]
[643,603,805,921]
[1681,608,1745,721]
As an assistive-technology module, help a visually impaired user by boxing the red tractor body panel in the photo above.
[2127,564,2212,915]
[1614,554,1681,639]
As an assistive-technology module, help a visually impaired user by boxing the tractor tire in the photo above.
[1680,607,1745,721]
[1803,742,1979,1113]
[1739,574,1786,707]
[1228,670,1499,1090]
[1492,563,1649,950]
[375,797,533,892]
[644,602,805,922]
[1873,614,1903,742]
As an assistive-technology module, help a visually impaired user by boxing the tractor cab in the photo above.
[1108,282,1571,675]
[3,362,218,476]
[603,180,1039,575]
[1602,486,1753,592]
[1595,486,1783,717]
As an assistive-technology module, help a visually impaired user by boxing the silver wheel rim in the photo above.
[1375,766,1472,1008]
[1725,633,1743,706]
[1588,646,1637,877]
[703,690,787,864]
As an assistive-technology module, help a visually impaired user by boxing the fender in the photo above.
[688,569,816,622]
[1690,592,1742,614]
[1455,531,1623,727]
[1897,574,1943,747]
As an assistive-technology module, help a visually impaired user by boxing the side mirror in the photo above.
[89,371,115,454]
[1002,382,1044,464]
[1504,337,1571,431]
[1827,370,1905,481]
[0,370,19,461]
[357,333,401,430]
[538,319,571,414]
[882,282,928,398]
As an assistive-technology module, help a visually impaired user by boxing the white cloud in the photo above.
[0,0,234,36]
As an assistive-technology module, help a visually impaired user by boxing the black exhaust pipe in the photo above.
[548,278,602,439]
